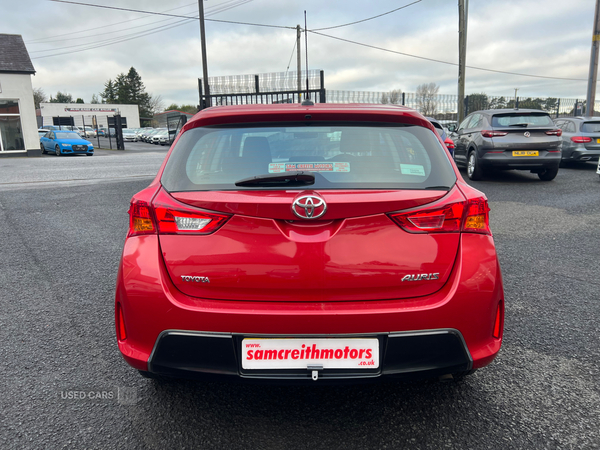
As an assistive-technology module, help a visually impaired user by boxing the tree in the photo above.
[164,103,197,114]
[147,94,164,116]
[101,67,154,117]
[33,87,47,109]
[488,96,507,110]
[90,94,100,104]
[100,79,117,103]
[415,83,439,116]
[466,93,489,114]
[49,91,74,103]
[76,98,84,104]
[381,89,402,105]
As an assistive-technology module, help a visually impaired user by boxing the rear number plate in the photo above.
[513,151,539,157]
[242,338,379,370]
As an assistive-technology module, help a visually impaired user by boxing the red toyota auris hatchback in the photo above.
[115,103,504,382]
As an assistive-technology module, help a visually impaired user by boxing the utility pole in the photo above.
[457,0,468,124]
[297,25,302,103]
[198,0,210,109]
[586,0,600,117]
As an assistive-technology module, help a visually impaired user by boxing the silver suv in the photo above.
[451,109,562,181]
[553,117,600,165]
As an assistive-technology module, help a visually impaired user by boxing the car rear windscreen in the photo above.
[161,123,457,191]
[491,113,554,127]
[581,122,600,133]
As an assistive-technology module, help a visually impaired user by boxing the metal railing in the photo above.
[326,90,600,121]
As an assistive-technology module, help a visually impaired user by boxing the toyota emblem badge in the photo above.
[292,195,327,219]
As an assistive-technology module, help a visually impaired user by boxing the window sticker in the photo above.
[400,164,426,176]
[269,162,350,173]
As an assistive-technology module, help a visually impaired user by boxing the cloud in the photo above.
[4,0,597,107]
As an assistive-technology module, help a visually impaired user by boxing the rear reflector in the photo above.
[116,303,127,341]
[481,130,508,138]
[571,136,592,143]
[493,301,504,339]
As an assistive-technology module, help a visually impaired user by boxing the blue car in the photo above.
[40,130,94,156]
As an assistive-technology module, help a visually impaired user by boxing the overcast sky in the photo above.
[3,0,597,108]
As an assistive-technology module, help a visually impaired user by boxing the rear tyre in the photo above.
[40,143,46,155]
[55,145,61,156]
[467,150,484,181]
[538,166,559,181]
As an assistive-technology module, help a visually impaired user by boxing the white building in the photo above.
[39,103,140,130]
[0,34,38,157]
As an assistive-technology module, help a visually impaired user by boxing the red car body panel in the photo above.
[115,104,504,380]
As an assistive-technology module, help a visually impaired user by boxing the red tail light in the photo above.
[128,190,231,236]
[481,130,508,138]
[389,195,491,235]
[152,189,231,235]
[444,137,455,149]
[545,129,562,136]
[571,136,592,143]
[128,200,156,236]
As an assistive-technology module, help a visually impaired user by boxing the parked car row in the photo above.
[443,109,600,181]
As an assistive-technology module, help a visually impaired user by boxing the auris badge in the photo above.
[292,195,327,219]
[524,131,531,138]
[402,273,439,282]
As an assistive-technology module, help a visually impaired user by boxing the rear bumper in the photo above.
[147,329,472,382]
[479,150,561,170]
[115,233,504,381]
[566,148,600,162]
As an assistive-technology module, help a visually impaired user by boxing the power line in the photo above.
[285,37,297,73]
[30,0,254,57]
[49,0,294,29]
[27,2,199,43]
[311,0,422,31]
[309,30,587,82]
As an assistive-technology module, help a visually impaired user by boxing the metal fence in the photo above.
[200,70,326,108]
[327,90,600,122]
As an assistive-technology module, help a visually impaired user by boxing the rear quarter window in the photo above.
[161,123,457,191]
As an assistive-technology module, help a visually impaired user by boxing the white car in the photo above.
[122,130,138,142]
[84,127,97,138]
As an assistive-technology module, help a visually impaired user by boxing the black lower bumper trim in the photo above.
[148,329,472,382]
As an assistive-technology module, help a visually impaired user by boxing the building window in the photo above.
[0,100,25,151]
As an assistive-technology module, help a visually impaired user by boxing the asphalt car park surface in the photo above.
[0,150,599,449]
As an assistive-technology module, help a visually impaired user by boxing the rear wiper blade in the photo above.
[508,123,529,127]
[235,171,315,187]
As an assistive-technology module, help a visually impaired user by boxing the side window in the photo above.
[467,114,482,129]
[458,115,472,132]
[554,120,564,130]
[566,122,576,133]
[49,132,55,139]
